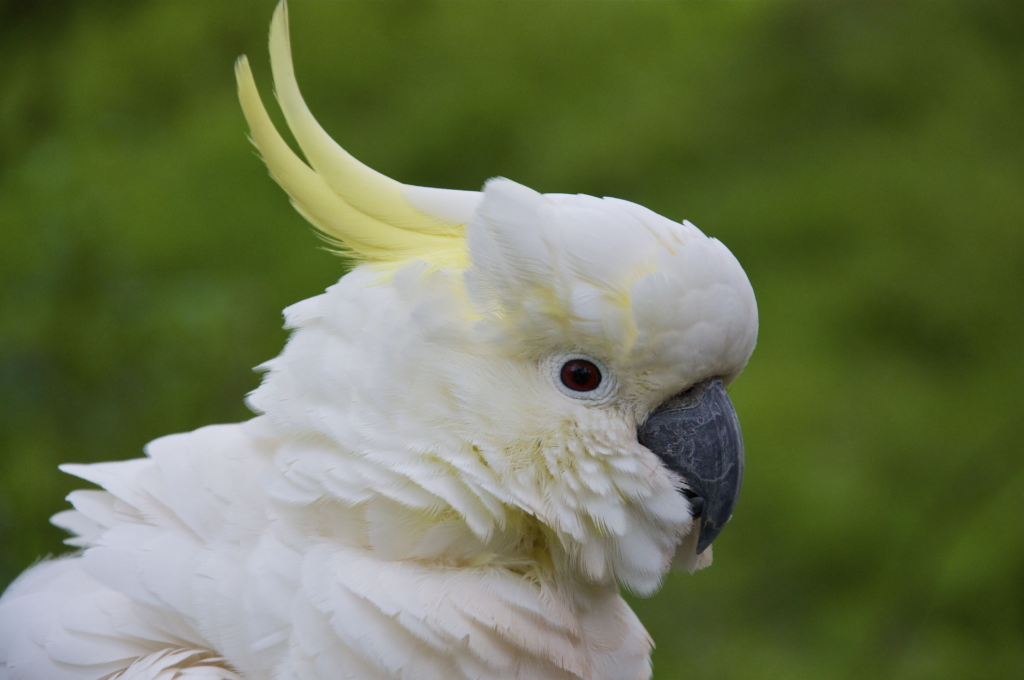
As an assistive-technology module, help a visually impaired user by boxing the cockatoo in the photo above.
[0,3,757,679]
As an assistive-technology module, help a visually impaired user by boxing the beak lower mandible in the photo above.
[637,378,744,554]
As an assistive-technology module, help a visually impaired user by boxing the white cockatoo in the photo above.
[0,3,757,679]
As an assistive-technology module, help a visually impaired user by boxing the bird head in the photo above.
[239,2,757,596]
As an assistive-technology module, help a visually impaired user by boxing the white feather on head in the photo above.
[237,0,757,593]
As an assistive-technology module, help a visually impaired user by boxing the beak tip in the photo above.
[695,520,720,554]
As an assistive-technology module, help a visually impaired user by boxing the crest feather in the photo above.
[235,1,470,266]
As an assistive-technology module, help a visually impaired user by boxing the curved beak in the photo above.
[638,378,744,554]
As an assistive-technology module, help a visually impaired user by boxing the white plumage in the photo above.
[0,3,757,678]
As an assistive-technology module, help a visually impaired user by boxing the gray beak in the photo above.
[637,378,744,554]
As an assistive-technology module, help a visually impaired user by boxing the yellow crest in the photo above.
[235,1,475,267]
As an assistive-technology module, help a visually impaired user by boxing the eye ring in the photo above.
[560,359,601,392]
[546,353,616,403]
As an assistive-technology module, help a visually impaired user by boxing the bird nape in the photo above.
[0,2,757,679]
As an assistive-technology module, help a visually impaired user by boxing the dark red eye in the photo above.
[560,359,602,392]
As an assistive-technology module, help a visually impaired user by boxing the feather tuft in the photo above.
[234,0,473,267]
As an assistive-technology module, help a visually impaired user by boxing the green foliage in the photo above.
[1,1,1020,677]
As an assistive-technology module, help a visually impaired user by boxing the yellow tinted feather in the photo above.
[235,1,466,266]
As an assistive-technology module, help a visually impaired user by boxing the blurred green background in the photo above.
[1,1,1020,678]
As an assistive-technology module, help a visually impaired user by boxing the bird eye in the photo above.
[560,359,602,392]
